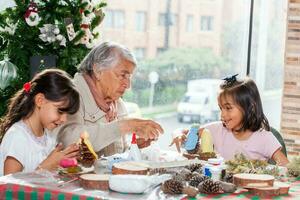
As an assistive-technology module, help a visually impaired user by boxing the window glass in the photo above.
[135,11,146,32]
[200,16,214,31]
[186,15,194,32]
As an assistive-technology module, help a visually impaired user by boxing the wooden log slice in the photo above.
[79,174,110,190]
[233,173,274,188]
[274,181,290,195]
[112,161,149,175]
[250,186,280,198]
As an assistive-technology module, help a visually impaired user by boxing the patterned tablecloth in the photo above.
[0,171,299,200]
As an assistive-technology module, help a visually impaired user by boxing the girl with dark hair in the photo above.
[171,76,289,166]
[0,69,80,175]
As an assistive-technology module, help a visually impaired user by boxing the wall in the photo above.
[282,0,300,156]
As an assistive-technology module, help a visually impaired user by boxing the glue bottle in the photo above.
[128,133,142,161]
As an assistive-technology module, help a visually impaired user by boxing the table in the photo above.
[0,171,299,200]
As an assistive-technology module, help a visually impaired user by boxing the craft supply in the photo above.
[128,133,142,161]
[112,161,149,175]
[233,173,275,188]
[200,129,214,153]
[110,174,171,193]
[210,167,222,181]
[184,124,200,151]
[57,177,79,187]
[79,174,110,190]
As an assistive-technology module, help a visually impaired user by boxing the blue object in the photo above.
[184,124,200,151]
[204,167,212,177]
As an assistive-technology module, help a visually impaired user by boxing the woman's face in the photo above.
[218,95,244,131]
[97,59,135,101]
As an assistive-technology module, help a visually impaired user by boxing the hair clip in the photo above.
[222,74,239,86]
[23,82,31,93]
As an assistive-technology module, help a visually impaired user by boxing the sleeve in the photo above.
[2,128,28,168]
[263,131,282,158]
[54,98,121,152]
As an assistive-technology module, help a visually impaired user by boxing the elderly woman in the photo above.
[55,41,163,156]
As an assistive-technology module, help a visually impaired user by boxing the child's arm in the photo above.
[272,148,289,166]
[4,156,23,175]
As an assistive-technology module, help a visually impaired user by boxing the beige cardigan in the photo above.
[55,73,128,156]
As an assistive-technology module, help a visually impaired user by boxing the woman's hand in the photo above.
[136,138,155,149]
[119,118,163,140]
[39,143,79,170]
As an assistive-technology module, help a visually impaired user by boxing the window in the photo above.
[104,10,125,29]
[134,48,146,60]
[104,10,114,28]
[200,16,214,31]
[186,15,194,32]
[135,11,146,32]
[158,13,177,26]
[114,10,125,29]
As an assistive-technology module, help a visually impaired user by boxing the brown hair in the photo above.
[219,76,270,132]
[0,69,80,143]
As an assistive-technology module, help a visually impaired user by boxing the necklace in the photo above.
[24,119,47,146]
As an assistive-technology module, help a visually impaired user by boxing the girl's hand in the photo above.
[169,129,189,153]
[38,143,79,170]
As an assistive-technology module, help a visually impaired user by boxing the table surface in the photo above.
[0,170,299,200]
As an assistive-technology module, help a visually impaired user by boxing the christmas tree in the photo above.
[0,0,106,116]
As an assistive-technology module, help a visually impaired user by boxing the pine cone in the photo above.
[189,174,210,187]
[198,179,221,194]
[161,179,184,194]
[219,181,237,193]
[185,163,202,172]
[172,173,185,182]
[223,173,233,183]
[180,168,193,181]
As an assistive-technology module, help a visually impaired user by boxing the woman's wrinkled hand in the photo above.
[136,138,155,149]
[39,143,79,170]
[119,118,163,140]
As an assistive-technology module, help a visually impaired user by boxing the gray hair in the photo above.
[78,41,137,74]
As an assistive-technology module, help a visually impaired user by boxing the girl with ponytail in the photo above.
[0,69,80,175]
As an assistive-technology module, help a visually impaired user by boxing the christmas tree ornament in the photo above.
[24,2,40,27]
[0,19,17,35]
[78,15,94,48]
[0,59,18,90]
[94,8,105,24]
[39,24,66,46]
[64,18,76,41]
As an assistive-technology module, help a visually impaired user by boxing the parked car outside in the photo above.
[124,101,142,118]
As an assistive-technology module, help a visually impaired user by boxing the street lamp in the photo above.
[148,71,159,109]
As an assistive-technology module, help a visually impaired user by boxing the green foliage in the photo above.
[0,0,106,117]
